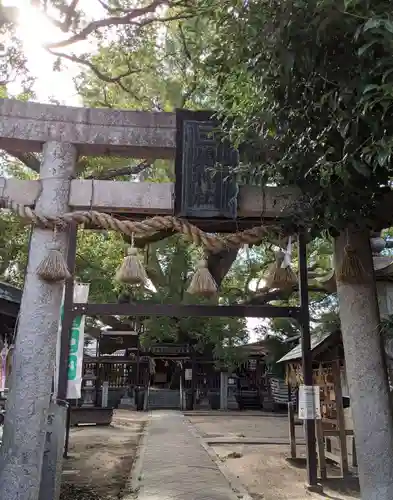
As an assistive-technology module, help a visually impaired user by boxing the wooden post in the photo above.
[59,224,78,460]
[0,142,77,500]
[57,224,78,401]
[298,231,318,487]
[288,402,297,459]
[191,348,196,410]
[352,436,358,468]
[332,358,349,476]
[136,325,140,387]
[315,419,327,480]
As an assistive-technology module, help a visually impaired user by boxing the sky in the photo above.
[4,0,263,342]
[5,0,95,104]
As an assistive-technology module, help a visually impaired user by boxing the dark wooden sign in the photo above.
[175,109,238,219]
[149,343,190,355]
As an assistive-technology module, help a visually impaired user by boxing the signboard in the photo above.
[298,385,321,420]
[150,343,190,355]
[175,109,238,219]
[54,283,90,399]
[185,369,192,381]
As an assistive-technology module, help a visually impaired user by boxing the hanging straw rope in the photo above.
[187,259,218,297]
[0,198,277,253]
[116,233,149,285]
[35,227,71,283]
[336,229,368,284]
[265,237,297,289]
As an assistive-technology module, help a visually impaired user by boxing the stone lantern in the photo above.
[371,234,393,319]
[369,236,393,382]
[81,369,97,407]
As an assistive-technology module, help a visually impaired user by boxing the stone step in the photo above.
[147,390,181,410]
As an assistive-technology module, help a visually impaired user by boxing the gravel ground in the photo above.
[60,410,147,500]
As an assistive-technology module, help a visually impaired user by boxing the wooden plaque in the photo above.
[175,109,238,218]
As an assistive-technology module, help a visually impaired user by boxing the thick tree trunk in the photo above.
[334,229,393,500]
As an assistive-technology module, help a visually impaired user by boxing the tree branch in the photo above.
[48,49,142,84]
[245,284,328,305]
[5,151,40,173]
[97,0,137,14]
[86,160,151,180]
[45,0,167,49]
[33,0,80,32]
[207,249,238,287]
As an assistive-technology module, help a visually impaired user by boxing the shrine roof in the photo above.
[236,340,267,356]
[277,330,337,363]
[0,281,22,305]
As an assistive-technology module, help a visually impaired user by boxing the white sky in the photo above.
[4,0,264,342]
[4,0,98,104]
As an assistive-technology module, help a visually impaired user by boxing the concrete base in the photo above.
[70,407,114,426]
[305,483,323,494]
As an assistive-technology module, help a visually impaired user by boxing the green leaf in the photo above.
[357,41,377,56]
[382,20,393,35]
[377,150,391,167]
[352,161,371,177]
[363,18,383,32]
[382,69,393,83]
[362,84,380,94]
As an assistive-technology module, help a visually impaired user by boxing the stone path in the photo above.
[135,411,242,500]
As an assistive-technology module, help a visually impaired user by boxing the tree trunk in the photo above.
[334,229,393,500]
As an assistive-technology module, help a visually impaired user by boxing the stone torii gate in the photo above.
[0,99,391,500]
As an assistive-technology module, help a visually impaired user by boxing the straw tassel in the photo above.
[265,238,297,289]
[36,246,71,283]
[336,244,367,284]
[187,259,218,297]
[115,246,148,285]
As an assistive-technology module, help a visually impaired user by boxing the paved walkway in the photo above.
[135,411,242,500]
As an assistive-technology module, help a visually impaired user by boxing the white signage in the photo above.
[298,385,321,420]
[54,283,90,400]
[0,346,7,392]
[185,369,192,381]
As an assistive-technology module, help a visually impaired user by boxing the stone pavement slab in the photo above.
[135,411,242,500]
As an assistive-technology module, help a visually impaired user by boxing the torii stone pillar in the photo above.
[0,142,77,500]
[334,229,393,500]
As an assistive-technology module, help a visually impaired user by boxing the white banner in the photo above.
[54,283,90,400]
[0,346,7,392]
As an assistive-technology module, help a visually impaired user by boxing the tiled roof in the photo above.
[277,330,334,363]
[0,282,22,304]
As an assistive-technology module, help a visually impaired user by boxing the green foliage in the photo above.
[0,0,346,366]
[193,0,393,233]
[139,236,249,365]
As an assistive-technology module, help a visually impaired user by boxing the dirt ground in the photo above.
[188,412,303,441]
[59,411,360,500]
[187,412,360,500]
[60,410,147,500]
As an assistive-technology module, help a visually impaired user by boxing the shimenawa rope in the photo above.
[0,198,273,253]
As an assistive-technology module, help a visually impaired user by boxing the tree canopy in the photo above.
[194,0,393,233]
[0,0,382,365]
